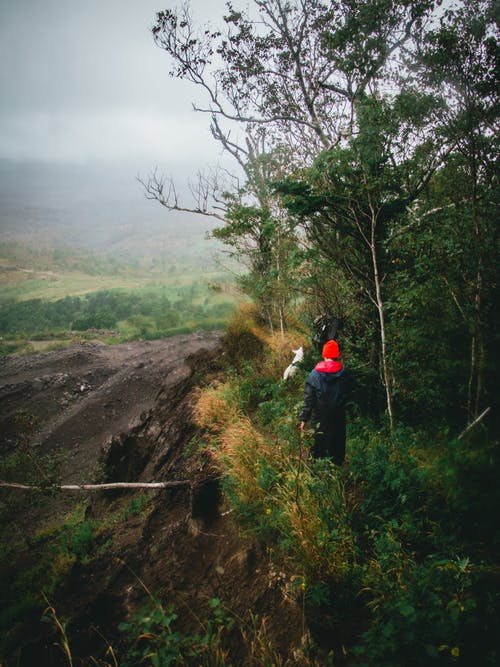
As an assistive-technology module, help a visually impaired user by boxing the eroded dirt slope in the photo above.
[0,334,305,666]
[0,333,220,488]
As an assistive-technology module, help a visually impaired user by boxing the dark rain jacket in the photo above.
[299,360,349,464]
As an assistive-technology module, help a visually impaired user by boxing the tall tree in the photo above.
[152,0,434,154]
[417,0,500,420]
[276,88,449,426]
[211,138,302,332]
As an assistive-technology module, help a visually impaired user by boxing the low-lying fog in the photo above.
[0,159,222,258]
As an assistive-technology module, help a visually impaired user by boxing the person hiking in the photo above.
[299,339,349,465]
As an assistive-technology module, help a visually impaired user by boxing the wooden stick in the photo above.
[0,481,191,492]
[458,406,491,440]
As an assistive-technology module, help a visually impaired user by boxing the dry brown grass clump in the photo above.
[194,382,241,433]
[222,301,310,380]
[216,417,269,505]
[222,303,269,366]
[262,331,309,380]
[195,383,272,506]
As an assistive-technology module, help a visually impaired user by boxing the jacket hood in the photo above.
[315,360,343,374]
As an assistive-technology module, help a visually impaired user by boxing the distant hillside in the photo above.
[0,159,223,263]
[0,160,239,351]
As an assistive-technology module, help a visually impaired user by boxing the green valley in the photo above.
[0,232,239,354]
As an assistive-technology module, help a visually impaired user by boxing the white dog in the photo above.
[283,346,304,380]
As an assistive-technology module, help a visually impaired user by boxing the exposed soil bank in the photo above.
[0,334,304,665]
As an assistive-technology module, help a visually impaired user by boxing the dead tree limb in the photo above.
[137,168,226,221]
[0,481,191,492]
[458,406,491,440]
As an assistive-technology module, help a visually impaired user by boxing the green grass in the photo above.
[1,273,144,302]
[0,264,231,304]
[0,240,240,352]
[0,237,234,303]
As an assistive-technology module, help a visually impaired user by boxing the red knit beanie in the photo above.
[322,339,340,359]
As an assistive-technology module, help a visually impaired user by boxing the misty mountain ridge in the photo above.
[0,159,222,262]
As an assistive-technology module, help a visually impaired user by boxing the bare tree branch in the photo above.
[0,480,192,492]
[458,407,491,440]
[137,168,226,221]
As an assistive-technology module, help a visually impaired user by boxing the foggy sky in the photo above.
[0,0,231,168]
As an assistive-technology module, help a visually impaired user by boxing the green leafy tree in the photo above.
[277,89,449,426]
[416,0,500,420]
[152,0,434,153]
[146,0,436,336]
[210,142,302,332]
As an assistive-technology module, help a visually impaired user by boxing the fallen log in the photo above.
[0,481,191,492]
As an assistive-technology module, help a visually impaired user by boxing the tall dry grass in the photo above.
[195,303,356,587]
[195,380,275,507]
[222,301,308,378]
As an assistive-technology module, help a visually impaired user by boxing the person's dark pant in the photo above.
[312,413,346,465]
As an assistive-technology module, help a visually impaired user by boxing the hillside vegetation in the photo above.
[0,0,498,664]
[145,0,499,662]
[191,306,499,665]
[0,310,498,665]
[0,240,238,354]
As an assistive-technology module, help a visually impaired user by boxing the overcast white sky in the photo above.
[0,0,231,169]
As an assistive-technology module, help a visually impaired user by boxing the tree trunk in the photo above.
[467,141,485,420]
[467,333,478,420]
[370,209,395,429]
